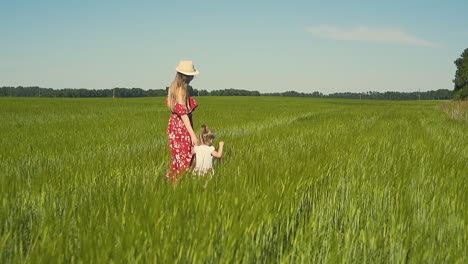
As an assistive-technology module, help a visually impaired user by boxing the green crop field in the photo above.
[0,97,467,263]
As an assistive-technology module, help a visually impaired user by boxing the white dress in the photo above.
[194,145,215,175]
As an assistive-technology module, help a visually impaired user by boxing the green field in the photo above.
[0,97,467,263]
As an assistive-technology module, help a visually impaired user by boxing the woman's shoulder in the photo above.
[171,100,188,116]
[165,98,184,106]
[167,97,197,114]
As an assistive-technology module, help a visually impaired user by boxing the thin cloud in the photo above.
[305,25,437,48]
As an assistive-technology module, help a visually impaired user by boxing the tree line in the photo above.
[0,86,168,98]
[0,85,454,100]
[2,48,467,101]
[263,90,454,100]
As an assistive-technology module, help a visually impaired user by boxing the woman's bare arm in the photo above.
[176,94,198,145]
[181,114,198,145]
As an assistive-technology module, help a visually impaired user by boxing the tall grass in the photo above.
[438,100,468,122]
[0,97,467,263]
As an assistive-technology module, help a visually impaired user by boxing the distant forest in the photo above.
[0,86,454,100]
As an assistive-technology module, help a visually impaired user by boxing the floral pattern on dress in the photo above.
[166,97,198,182]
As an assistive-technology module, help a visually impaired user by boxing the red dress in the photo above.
[166,97,198,182]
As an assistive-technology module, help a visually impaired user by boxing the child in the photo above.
[192,125,224,175]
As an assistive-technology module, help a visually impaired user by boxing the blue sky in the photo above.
[1,0,467,93]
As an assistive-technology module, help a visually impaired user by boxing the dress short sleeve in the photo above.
[173,103,188,116]
[189,97,198,111]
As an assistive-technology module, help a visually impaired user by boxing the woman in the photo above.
[166,61,199,182]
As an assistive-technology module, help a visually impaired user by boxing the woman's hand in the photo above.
[191,134,199,146]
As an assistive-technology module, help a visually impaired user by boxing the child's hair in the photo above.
[199,124,215,145]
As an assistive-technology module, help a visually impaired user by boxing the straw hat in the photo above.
[176,61,199,76]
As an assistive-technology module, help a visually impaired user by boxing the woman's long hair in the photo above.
[167,72,193,112]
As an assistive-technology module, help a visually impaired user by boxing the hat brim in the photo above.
[176,68,200,76]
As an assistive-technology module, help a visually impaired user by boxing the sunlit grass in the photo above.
[0,97,467,263]
[439,100,468,122]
